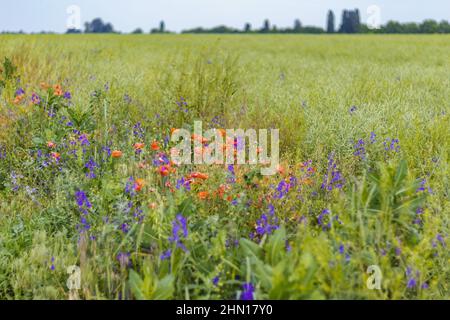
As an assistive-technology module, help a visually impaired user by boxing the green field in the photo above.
[0,35,448,299]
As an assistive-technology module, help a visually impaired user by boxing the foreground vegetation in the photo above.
[0,34,448,299]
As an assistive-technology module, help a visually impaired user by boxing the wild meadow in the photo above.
[0,34,448,300]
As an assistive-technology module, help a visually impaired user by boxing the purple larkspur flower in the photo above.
[255,204,279,237]
[78,134,90,146]
[176,177,191,191]
[349,105,357,114]
[321,153,345,191]
[132,122,145,139]
[384,138,400,153]
[15,87,25,96]
[240,283,255,300]
[227,164,236,184]
[75,190,91,208]
[121,223,129,233]
[63,91,72,100]
[212,276,220,286]
[85,157,99,178]
[160,249,172,260]
[31,92,41,105]
[123,94,132,104]
[406,267,420,289]
[370,131,377,144]
[176,96,188,112]
[116,252,131,268]
[168,214,188,251]
[75,190,92,233]
[353,139,366,160]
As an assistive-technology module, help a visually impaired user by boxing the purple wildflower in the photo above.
[255,204,279,237]
[321,153,345,191]
[176,96,188,113]
[168,214,188,251]
[384,138,400,153]
[132,122,145,139]
[84,157,99,179]
[116,252,131,268]
[176,177,191,191]
[15,87,25,96]
[240,283,255,300]
[31,92,41,105]
[78,134,90,146]
[353,139,366,160]
[160,249,172,260]
[369,131,377,144]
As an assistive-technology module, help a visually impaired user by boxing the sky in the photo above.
[0,0,449,33]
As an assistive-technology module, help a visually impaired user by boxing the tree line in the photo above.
[3,9,450,34]
[70,11,450,34]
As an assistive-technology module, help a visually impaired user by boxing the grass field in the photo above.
[0,34,448,299]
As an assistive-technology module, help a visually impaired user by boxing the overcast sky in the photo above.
[1,0,449,33]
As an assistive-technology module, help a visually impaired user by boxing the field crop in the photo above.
[0,34,448,299]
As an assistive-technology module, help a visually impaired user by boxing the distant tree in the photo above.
[300,26,325,34]
[159,21,165,33]
[84,18,115,33]
[420,19,439,33]
[261,19,270,33]
[402,22,420,33]
[293,19,302,32]
[384,21,403,33]
[66,28,82,34]
[327,10,335,33]
[244,23,251,33]
[339,9,360,33]
[131,28,143,34]
[181,25,239,34]
[438,20,450,33]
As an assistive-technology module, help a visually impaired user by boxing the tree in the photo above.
[244,23,251,33]
[66,28,82,34]
[261,19,270,33]
[159,21,165,33]
[438,20,450,33]
[339,9,360,33]
[403,22,420,33]
[420,19,439,33]
[293,19,302,32]
[131,28,143,34]
[327,10,335,33]
[384,21,403,33]
[84,18,115,33]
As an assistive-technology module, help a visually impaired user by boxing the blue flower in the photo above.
[160,249,172,260]
[240,283,255,300]
[255,205,279,237]
[168,214,188,251]
[383,138,400,153]
[116,252,131,268]
[321,153,345,191]
[84,157,99,178]
[369,131,377,144]
[353,139,366,160]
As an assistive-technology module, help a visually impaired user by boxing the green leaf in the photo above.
[128,269,146,300]
[265,227,286,265]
